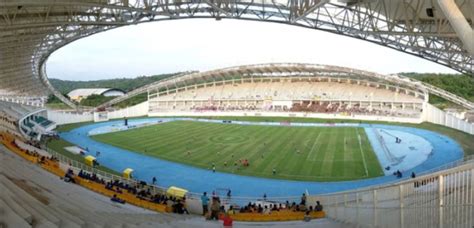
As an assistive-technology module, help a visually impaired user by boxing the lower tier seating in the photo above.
[0,134,348,227]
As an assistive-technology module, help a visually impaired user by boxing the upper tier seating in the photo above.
[155,82,423,103]
[149,81,424,118]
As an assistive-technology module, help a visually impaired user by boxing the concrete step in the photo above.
[0,175,61,226]
[0,187,34,225]
[0,198,32,228]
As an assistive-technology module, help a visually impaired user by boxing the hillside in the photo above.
[49,72,185,94]
[401,73,474,109]
[47,72,187,108]
[47,72,474,110]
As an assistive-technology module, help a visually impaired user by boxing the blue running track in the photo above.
[59,118,463,198]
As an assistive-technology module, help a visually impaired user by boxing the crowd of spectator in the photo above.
[192,105,258,112]
[77,170,190,214]
[5,134,326,226]
[237,196,323,215]
[201,191,323,224]
[185,101,421,118]
[290,102,421,118]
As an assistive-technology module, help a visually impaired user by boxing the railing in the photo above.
[3,133,471,222]
[45,147,168,192]
[315,157,474,228]
[45,143,474,214]
[44,146,303,211]
[44,147,301,212]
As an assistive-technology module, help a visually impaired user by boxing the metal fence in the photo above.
[46,147,167,192]
[315,157,474,228]
[44,147,301,213]
[44,145,474,223]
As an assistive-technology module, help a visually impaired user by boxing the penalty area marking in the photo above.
[356,128,369,177]
[307,131,322,162]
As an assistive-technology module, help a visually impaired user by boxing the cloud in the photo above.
[47,19,457,81]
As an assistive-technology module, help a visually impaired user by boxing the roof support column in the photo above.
[437,0,474,57]
[40,62,77,109]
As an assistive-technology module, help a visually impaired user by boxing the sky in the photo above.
[47,19,457,81]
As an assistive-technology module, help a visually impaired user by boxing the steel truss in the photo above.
[0,0,473,108]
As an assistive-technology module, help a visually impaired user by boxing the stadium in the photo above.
[1,1,474,228]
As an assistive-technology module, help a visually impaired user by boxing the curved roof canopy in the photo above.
[102,62,474,110]
[146,63,426,93]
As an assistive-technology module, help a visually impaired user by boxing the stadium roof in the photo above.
[67,88,125,99]
[0,0,473,108]
[101,63,474,110]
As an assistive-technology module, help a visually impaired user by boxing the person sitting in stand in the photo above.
[105,182,113,190]
[227,205,236,215]
[303,210,312,222]
[173,200,183,214]
[38,156,46,164]
[181,198,190,214]
[290,202,297,211]
[111,194,125,204]
[64,168,75,183]
[271,204,279,211]
[298,203,307,212]
[263,205,271,214]
[315,201,323,212]
[167,197,175,210]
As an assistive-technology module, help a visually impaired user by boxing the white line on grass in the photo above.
[356,128,369,177]
[307,132,322,161]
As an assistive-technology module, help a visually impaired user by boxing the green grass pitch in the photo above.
[92,121,384,181]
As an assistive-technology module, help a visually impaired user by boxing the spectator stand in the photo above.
[0,131,328,222]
